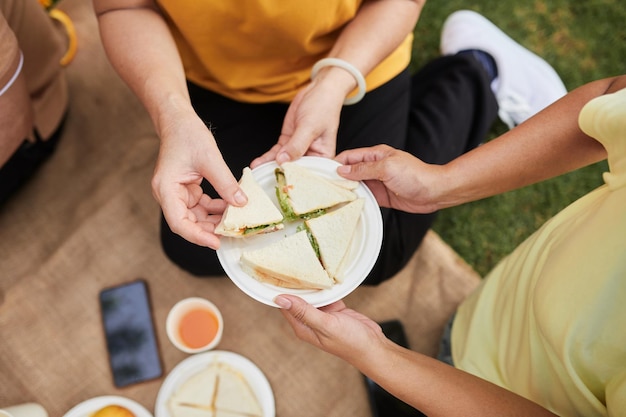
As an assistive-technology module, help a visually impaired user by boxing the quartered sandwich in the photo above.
[214,363,264,416]
[275,161,358,221]
[240,230,334,290]
[168,361,263,417]
[240,198,365,290]
[215,167,284,237]
[304,198,365,283]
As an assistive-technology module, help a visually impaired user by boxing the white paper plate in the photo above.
[217,156,383,307]
[154,350,275,417]
[63,395,152,417]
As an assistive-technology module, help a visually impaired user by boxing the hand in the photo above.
[250,77,344,168]
[151,111,246,249]
[335,144,445,214]
[274,294,386,362]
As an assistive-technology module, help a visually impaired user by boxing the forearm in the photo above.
[314,0,423,99]
[433,76,625,209]
[354,339,557,417]
[277,296,557,416]
[93,0,193,138]
[331,0,422,73]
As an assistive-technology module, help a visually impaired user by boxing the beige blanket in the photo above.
[0,1,480,416]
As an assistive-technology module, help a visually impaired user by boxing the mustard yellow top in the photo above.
[452,88,626,416]
[155,0,413,103]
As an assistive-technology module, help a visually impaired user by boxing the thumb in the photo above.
[335,145,394,181]
[275,294,310,320]
[275,294,325,330]
[337,160,386,182]
[199,160,248,207]
[275,128,317,165]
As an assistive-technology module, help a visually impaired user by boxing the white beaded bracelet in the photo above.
[311,57,367,105]
[0,51,24,97]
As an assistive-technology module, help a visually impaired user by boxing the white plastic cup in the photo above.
[166,297,224,354]
[0,403,47,417]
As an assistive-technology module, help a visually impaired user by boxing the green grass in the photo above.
[409,0,625,277]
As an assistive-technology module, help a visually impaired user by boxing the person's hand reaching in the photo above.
[274,294,386,363]
[335,144,446,214]
[151,110,247,249]
[250,75,345,169]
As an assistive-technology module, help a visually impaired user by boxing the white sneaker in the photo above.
[440,10,567,129]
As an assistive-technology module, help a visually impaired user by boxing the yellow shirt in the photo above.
[156,0,412,102]
[452,88,626,416]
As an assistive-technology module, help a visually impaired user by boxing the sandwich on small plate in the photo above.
[304,198,365,283]
[240,230,334,290]
[168,361,263,417]
[215,167,284,237]
[275,161,358,221]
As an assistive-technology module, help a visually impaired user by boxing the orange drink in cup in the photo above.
[166,297,224,353]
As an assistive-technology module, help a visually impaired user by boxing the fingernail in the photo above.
[276,152,291,164]
[274,295,292,309]
[337,165,351,175]
[234,189,247,205]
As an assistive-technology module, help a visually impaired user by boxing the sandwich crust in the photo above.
[240,230,333,290]
[277,162,357,216]
[215,167,284,237]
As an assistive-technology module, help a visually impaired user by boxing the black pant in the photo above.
[0,117,66,206]
[161,54,498,284]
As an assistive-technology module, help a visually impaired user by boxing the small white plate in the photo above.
[154,350,275,417]
[217,156,383,307]
[63,395,152,417]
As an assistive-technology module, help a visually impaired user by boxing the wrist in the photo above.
[344,329,394,372]
[152,92,196,139]
[311,58,366,105]
[432,162,471,210]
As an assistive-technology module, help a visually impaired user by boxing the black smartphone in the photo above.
[364,320,426,417]
[99,279,163,387]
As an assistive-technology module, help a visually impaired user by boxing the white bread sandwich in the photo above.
[275,161,357,221]
[169,363,218,409]
[168,404,213,417]
[168,361,263,417]
[305,198,364,283]
[330,178,360,191]
[240,230,334,290]
[215,167,284,237]
[214,363,264,416]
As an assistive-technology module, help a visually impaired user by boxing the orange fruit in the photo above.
[91,405,135,417]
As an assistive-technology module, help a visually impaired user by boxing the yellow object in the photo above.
[38,0,53,9]
[91,405,135,417]
[452,89,626,416]
[157,0,412,103]
[48,8,77,66]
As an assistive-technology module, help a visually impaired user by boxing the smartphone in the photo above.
[364,320,426,417]
[99,279,163,387]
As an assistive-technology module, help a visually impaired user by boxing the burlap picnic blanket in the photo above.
[0,1,480,416]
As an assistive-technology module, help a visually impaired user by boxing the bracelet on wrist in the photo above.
[311,57,366,105]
